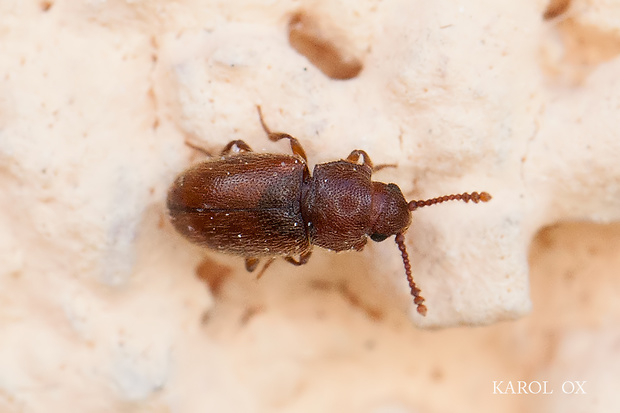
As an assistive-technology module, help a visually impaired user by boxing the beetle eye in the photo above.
[370,233,389,242]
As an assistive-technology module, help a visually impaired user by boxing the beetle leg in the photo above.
[256,105,308,163]
[255,258,276,280]
[283,250,312,266]
[269,133,309,163]
[372,163,397,172]
[184,140,212,156]
[221,140,253,156]
[346,150,374,169]
[347,150,396,172]
[244,257,260,272]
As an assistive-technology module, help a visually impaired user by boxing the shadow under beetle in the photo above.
[167,107,491,316]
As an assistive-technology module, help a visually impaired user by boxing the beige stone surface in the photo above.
[1,0,619,412]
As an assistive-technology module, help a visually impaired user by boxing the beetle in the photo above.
[167,107,491,316]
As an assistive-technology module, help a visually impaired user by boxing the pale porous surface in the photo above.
[1,0,619,412]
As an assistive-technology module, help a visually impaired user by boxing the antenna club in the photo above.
[416,304,428,317]
[479,191,492,202]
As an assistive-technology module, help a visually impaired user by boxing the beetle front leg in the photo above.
[283,251,312,266]
[347,150,396,171]
[256,106,308,163]
[221,140,253,156]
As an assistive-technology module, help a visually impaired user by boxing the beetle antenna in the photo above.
[399,191,491,316]
[395,233,427,316]
[408,191,491,211]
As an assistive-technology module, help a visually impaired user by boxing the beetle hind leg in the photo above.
[256,105,308,163]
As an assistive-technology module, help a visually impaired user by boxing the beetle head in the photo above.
[369,182,412,242]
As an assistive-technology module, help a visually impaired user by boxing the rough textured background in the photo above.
[1,0,619,412]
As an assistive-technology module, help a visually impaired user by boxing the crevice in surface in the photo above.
[288,11,363,80]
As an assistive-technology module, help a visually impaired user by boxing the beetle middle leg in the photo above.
[245,257,274,280]
[256,106,308,163]
[184,140,212,156]
[221,140,253,155]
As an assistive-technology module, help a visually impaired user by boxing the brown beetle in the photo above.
[167,107,491,316]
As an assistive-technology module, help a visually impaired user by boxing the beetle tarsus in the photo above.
[184,140,212,156]
[256,105,271,134]
[256,105,308,162]
[256,258,276,279]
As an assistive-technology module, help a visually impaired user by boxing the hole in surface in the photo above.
[288,11,363,80]
[543,0,571,20]
[557,19,620,65]
[541,16,620,84]
[40,1,53,11]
